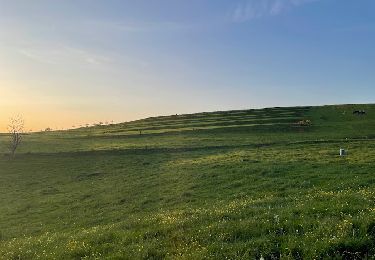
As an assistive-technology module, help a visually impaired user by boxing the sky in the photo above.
[1,0,375,132]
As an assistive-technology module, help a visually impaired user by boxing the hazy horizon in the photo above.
[1,0,375,132]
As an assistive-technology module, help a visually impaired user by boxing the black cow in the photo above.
[353,110,366,115]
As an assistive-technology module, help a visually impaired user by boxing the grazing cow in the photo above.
[353,110,366,115]
[297,119,311,126]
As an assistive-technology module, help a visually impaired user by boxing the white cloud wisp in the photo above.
[232,0,319,22]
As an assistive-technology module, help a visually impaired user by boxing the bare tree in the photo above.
[8,116,24,159]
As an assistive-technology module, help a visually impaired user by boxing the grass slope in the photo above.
[1,104,375,259]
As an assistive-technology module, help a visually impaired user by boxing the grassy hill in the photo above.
[1,104,375,259]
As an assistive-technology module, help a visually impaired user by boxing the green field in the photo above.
[1,104,375,259]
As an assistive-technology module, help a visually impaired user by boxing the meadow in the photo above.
[1,104,375,259]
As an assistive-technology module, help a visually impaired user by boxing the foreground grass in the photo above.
[1,104,375,259]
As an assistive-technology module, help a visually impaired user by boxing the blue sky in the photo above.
[1,0,374,130]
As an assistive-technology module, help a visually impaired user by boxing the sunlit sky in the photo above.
[1,0,374,132]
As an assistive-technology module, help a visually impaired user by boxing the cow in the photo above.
[353,110,366,115]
